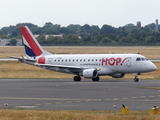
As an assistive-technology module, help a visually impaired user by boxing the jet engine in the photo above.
[82,69,98,78]
[111,73,125,78]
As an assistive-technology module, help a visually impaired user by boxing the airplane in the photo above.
[9,26,157,82]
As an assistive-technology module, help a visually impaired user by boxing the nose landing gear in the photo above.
[134,76,139,82]
[133,73,140,82]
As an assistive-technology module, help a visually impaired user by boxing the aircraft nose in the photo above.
[150,63,157,71]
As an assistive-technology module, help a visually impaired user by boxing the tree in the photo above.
[10,39,17,45]
[59,27,70,34]
[100,25,116,34]
[145,23,156,31]
[145,36,156,43]
[63,34,80,43]
[99,37,116,45]
[67,24,81,34]
[37,34,46,44]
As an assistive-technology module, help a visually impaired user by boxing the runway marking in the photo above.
[75,101,82,103]
[104,99,110,101]
[35,104,41,105]
[131,97,137,98]
[1,95,160,102]
[94,99,101,101]
[66,101,72,103]
[0,97,86,101]
[140,96,146,98]
[113,98,119,100]
[120,99,160,102]
[15,106,37,109]
[122,98,128,100]
[2,95,160,107]
[55,102,62,104]
[45,103,52,105]
[149,96,155,97]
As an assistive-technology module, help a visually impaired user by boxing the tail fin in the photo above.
[21,26,51,57]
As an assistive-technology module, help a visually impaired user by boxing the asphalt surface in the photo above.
[0,79,160,110]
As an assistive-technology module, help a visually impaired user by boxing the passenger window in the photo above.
[92,59,94,61]
[136,58,141,61]
[76,59,78,61]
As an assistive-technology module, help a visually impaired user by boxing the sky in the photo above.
[0,0,160,28]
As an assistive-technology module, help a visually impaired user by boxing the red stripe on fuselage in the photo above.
[21,26,42,56]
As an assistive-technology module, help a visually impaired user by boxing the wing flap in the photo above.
[35,63,82,69]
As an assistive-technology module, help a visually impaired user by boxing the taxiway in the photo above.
[0,79,159,110]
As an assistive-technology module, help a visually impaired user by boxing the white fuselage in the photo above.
[36,53,156,76]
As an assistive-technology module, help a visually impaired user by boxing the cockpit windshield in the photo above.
[136,58,148,61]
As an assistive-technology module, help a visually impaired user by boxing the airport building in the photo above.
[0,39,22,46]
[137,21,141,29]
[155,19,159,31]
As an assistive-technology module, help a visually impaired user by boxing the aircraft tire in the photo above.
[92,76,100,81]
[73,76,81,81]
[134,78,139,82]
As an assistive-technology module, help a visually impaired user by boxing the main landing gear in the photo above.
[92,76,100,81]
[73,76,81,81]
[73,76,100,82]
[134,76,139,82]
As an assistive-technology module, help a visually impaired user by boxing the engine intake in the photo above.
[82,69,98,78]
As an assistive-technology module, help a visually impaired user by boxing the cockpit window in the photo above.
[145,58,148,61]
[141,58,145,61]
[136,58,141,61]
[142,58,148,61]
[136,57,148,61]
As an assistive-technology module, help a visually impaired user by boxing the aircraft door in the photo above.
[126,57,131,67]
[48,58,53,64]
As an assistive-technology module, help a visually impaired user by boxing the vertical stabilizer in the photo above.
[21,26,50,57]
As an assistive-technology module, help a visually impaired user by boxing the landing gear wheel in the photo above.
[134,76,139,82]
[73,76,81,81]
[92,76,100,81]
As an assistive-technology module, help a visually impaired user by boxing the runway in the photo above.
[0,79,160,110]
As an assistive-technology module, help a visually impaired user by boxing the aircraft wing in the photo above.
[34,63,92,74]
[35,63,82,69]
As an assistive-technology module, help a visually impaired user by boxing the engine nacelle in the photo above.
[82,69,98,78]
[111,73,125,78]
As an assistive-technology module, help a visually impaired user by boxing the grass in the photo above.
[0,110,159,120]
[1,46,160,59]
